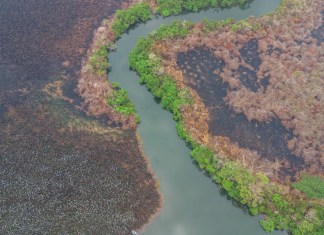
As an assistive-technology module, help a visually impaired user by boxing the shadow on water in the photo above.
[178,48,305,179]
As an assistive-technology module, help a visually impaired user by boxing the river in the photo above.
[109,0,288,234]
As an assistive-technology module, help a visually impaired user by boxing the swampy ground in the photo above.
[1,0,323,234]
[0,1,160,234]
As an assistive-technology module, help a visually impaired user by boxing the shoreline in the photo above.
[75,0,244,230]
[135,130,164,233]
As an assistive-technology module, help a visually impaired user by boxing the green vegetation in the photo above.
[112,3,152,38]
[152,21,194,39]
[201,18,234,31]
[129,19,324,235]
[293,175,324,199]
[107,82,140,123]
[191,146,216,174]
[88,45,110,76]
[157,0,251,17]
[156,0,182,16]
[201,17,263,33]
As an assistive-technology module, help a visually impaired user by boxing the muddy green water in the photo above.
[109,1,287,234]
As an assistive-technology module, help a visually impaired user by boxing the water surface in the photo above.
[109,1,287,234]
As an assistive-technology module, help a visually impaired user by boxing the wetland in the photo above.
[1,0,323,234]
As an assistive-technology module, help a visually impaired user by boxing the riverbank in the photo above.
[135,130,164,233]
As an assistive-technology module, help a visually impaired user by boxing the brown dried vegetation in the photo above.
[153,0,324,182]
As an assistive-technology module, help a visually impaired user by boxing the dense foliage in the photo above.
[129,19,324,235]
[157,0,251,16]
[107,82,140,123]
[293,175,324,199]
[112,3,152,38]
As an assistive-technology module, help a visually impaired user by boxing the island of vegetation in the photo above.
[78,0,324,234]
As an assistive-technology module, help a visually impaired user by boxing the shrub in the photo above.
[157,0,251,17]
[107,82,140,122]
[260,219,275,233]
[293,175,324,199]
[112,3,152,38]
[152,21,193,40]
[183,0,210,12]
[157,0,182,17]
[191,145,216,172]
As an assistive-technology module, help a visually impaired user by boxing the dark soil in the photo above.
[177,48,305,178]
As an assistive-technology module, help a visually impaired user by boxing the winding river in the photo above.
[109,1,287,234]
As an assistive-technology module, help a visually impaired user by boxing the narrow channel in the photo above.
[109,1,287,234]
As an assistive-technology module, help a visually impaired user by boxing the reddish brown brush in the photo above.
[153,0,324,182]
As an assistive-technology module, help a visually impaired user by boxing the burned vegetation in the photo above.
[177,49,305,180]
[154,0,324,183]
